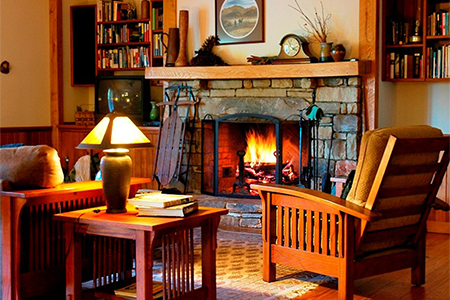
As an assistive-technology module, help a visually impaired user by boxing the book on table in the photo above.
[136,201,199,217]
[128,193,193,208]
[114,281,163,299]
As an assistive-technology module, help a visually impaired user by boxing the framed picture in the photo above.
[215,0,265,45]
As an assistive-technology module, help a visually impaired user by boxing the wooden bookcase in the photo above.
[95,0,165,74]
[382,0,450,82]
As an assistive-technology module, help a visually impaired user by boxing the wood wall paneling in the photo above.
[57,125,159,189]
[0,127,53,146]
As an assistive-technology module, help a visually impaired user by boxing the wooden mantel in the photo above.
[145,61,368,80]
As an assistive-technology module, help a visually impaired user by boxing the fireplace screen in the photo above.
[201,113,308,197]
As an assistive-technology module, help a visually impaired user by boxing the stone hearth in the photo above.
[165,76,363,230]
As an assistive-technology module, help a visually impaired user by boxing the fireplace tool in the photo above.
[299,93,323,190]
[152,85,199,193]
[233,149,251,194]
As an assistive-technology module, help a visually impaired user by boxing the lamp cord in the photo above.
[64,212,86,263]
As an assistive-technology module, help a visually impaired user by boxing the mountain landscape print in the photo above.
[220,0,259,39]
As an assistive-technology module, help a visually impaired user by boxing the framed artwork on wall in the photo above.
[215,0,265,45]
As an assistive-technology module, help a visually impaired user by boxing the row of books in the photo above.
[97,0,137,22]
[152,7,163,31]
[97,46,150,69]
[387,19,412,45]
[153,33,164,57]
[128,191,198,217]
[387,52,422,79]
[427,45,450,79]
[427,3,449,36]
[97,23,150,44]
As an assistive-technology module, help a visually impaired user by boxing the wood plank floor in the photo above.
[295,233,450,300]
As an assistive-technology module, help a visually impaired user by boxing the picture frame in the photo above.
[215,0,265,45]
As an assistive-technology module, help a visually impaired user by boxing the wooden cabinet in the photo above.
[382,0,450,82]
[95,0,166,73]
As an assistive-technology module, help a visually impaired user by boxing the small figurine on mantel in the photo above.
[190,35,228,66]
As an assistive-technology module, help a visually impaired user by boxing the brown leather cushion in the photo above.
[0,145,64,188]
[346,125,443,207]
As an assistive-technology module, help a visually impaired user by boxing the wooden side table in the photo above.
[1,177,150,300]
[54,205,228,300]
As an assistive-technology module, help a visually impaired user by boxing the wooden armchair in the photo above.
[251,126,450,300]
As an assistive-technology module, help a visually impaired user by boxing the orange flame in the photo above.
[244,127,277,166]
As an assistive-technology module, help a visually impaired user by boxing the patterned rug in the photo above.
[154,229,331,300]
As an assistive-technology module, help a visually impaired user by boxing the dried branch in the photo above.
[289,0,330,43]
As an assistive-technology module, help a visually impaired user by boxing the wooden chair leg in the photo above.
[411,233,426,286]
[262,240,276,282]
[338,214,355,300]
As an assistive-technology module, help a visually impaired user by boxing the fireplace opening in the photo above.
[201,113,310,197]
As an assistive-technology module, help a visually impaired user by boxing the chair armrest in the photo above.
[251,183,380,222]
[431,197,450,211]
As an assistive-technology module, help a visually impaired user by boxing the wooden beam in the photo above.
[146,61,365,80]
[49,0,63,146]
[359,0,379,131]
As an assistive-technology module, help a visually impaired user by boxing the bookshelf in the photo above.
[95,0,165,74]
[382,0,450,82]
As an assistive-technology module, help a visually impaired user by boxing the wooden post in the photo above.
[359,0,379,131]
[49,0,63,147]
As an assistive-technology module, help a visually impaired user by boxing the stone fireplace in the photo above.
[163,76,362,230]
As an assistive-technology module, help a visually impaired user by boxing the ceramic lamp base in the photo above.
[101,149,132,213]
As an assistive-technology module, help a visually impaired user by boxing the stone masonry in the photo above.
[166,76,363,230]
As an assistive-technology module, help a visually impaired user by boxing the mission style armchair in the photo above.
[251,125,450,300]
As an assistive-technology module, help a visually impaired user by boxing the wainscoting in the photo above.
[0,126,52,146]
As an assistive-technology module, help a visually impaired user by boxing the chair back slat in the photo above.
[357,135,450,256]
[391,137,450,154]
[377,185,433,199]
[386,163,441,176]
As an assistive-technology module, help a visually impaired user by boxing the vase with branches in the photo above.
[289,0,333,62]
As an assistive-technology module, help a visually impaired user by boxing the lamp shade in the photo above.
[77,112,154,149]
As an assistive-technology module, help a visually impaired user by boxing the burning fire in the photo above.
[244,127,277,166]
[233,126,299,195]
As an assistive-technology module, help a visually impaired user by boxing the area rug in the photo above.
[153,229,332,300]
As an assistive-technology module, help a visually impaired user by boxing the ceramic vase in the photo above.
[320,42,334,62]
[175,10,189,67]
[101,149,132,213]
[141,0,150,19]
[331,44,346,62]
[166,28,180,67]
[150,101,160,121]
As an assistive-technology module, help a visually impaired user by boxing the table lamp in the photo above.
[77,112,153,213]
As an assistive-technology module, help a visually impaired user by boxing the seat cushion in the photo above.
[346,125,443,207]
[0,145,64,188]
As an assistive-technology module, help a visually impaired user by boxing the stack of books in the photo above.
[128,192,198,217]
[115,281,163,299]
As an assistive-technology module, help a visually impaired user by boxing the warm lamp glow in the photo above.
[76,112,153,214]
[77,112,153,149]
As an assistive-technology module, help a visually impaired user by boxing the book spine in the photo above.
[390,52,395,79]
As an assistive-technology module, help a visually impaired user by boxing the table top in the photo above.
[1,177,151,198]
[54,204,228,232]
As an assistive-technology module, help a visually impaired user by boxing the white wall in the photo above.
[178,0,360,65]
[379,82,450,133]
[0,0,50,127]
